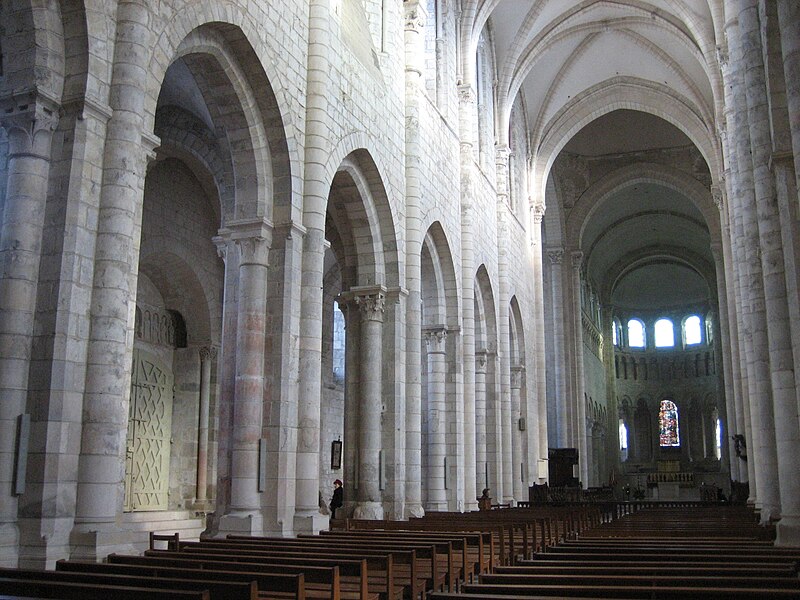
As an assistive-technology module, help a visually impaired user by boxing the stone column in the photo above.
[739,0,788,522]
[475,350,488,492]
[510,365,525,500]
[0,96,58,567]
[341,297,360,517]
[777,1,800,195]
[755,0,800,544]
[571,250,589,487]
[546,248,568,447]
[710,205,742,481]
[218,221,271,534]
[458,83,478,510]
[723,2,763,506]
[486,351,504,500]
[424,326,448,510]
[71,1,155,560]
[403,0,426,519]
[352,289,385,520]
[530,205,548,468]
[296,0,335,531]
[496,152,514,506]
[195,347,216,505]
[720,14,756,493]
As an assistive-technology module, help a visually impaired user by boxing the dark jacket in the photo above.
[330,486,343,511]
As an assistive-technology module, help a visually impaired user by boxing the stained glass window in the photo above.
[659,399,680,447]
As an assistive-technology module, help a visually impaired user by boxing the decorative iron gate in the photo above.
[124,349,173,512]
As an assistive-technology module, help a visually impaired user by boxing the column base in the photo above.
[352,501,384,520]
[294,511,328,534]
[69,523,137,561]
[425,501,448,512]
[0,522,20,567]
[18,517,74,569]
[775,515,800,547]
[215,511,264,537]
[405,503,425,519]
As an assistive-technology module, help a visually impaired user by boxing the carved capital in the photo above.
[212,236,230,263]
[404,1,427,32]
[571,250,584,270]
[495,145,510,169]
[199,346,218,362]
[716,45,729,71]
[710,185,725,212]
[357,294,385,322]
[0,90,61,156]
[547,248,564,265]
[475,350,488,373]
[511,365,525,389]
[235,236,270,267]
[355,291,386,323]
[457,84,475,106]
[423,326,448,353]
[220,218,273,267]
[531,204,545,225]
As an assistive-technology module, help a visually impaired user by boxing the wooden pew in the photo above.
[176,539,407,599]
[109,552,349,599]
[0,577,210,600]
[492,563,799,578]
[321,528,477,584]
[346,519,494,574]
[0,566,247,600]
[55,559,307,600]
[142,548,381,600]
[310,530,455,593]
[476,571,800,591]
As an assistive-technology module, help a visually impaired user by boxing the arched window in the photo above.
[714,412,722,460]
[654,318,674,347]
[658,399,680,447]
[332,305,346,382]
[684,315,702,345]
[627,318,645,348]
[619,419,628,451]
[705,314,714,345]
[612,319,621,347]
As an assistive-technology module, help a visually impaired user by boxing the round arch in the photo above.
[142,6,297,222]
[565,162,721,250]
[421,222,460,330]
[324,142,401,290]
[532,79,722,201]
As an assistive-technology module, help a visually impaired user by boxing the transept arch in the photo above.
[532,79,721,199]
[565,162,721,252]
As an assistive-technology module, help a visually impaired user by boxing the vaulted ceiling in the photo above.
[473,0,722,310]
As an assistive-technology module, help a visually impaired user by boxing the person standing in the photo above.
[329,479,343,519]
